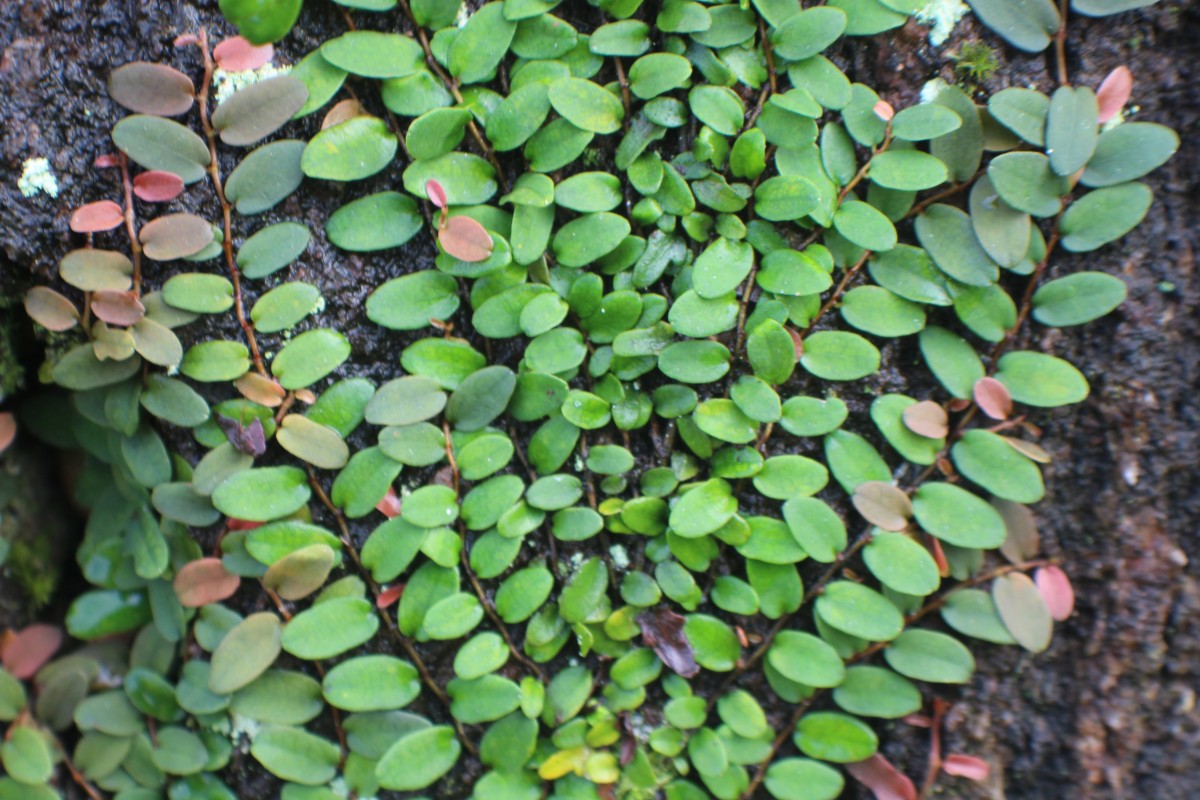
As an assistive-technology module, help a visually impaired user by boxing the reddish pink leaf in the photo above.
[638,608,699,678]
[902,400,948,439]
[0,412,15,455]
[1,624,63,680]
[174,558,241,607]
[70,200,124,233]
[376,487,402,519]
[94,153,121,169]
[377,584,405,609]
[1035,565,1075,621]
[226,518,263,531]
[213,36,274,72]
[847,754,916,800]
[973,377,1012,420]
[874,100,895,121]
[902,713,932,728]
[174,33,200,48]
[426,179,448,209]
[927,534,950,577]
[943,754,991,781]
[91,290,146,326]
[439,215,494,262]
[1096,66,1132,124]
[133,170,185,203]
[787,327,804,359]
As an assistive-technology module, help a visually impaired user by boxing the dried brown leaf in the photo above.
[234,372,286,407]
[1001,436,1051,463]
[321,99,365,130]
[638,607,699,678]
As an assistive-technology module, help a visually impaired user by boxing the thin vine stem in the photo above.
[193,29,266,377]
[117,153,143,296]
[304,468,477,756]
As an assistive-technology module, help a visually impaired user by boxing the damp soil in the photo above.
[1,1,1198,798]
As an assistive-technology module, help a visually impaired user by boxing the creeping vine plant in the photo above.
[2,0,1178,798]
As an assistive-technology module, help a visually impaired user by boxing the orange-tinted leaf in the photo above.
[846,754,916,800]
[0,413,14,456]
[294,389,317,404]
[1035,565,1074,621]
[638,607,698,678]
[973,377,1012,420]
[108,61,195,116]
[852,481,912,531]
[25,287,80,331]
[425,179,448,209]
[1002,436,1051,463]
[992,572,1052,652]
[439,215,494,262]
[234,372,286,407]
[91,290,146,326]
[213,36,274,72]
[321,99,365,130]
[873,100,895,121]
[133,170,185,202]
[1096,65,1132,124]
[902,400,948,439]
[1,624,63,680]
[70,200,124,233]
[174,558,242,607]
[376,486,402,519]
[994,498,1040,564]
[94,153,121,169]
[942,754,990,781]
[140,213,214,260]
[377,584,405,608]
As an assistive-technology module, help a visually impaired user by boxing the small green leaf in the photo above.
[301,116,398,181]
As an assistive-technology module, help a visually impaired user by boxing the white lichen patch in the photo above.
[916,0,970,47]
[213,63,292,105]
[609,543,630,571]
[18,157,59,199]
[920,77,950,105]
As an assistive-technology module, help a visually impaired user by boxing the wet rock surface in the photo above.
[1,0,1197,798]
